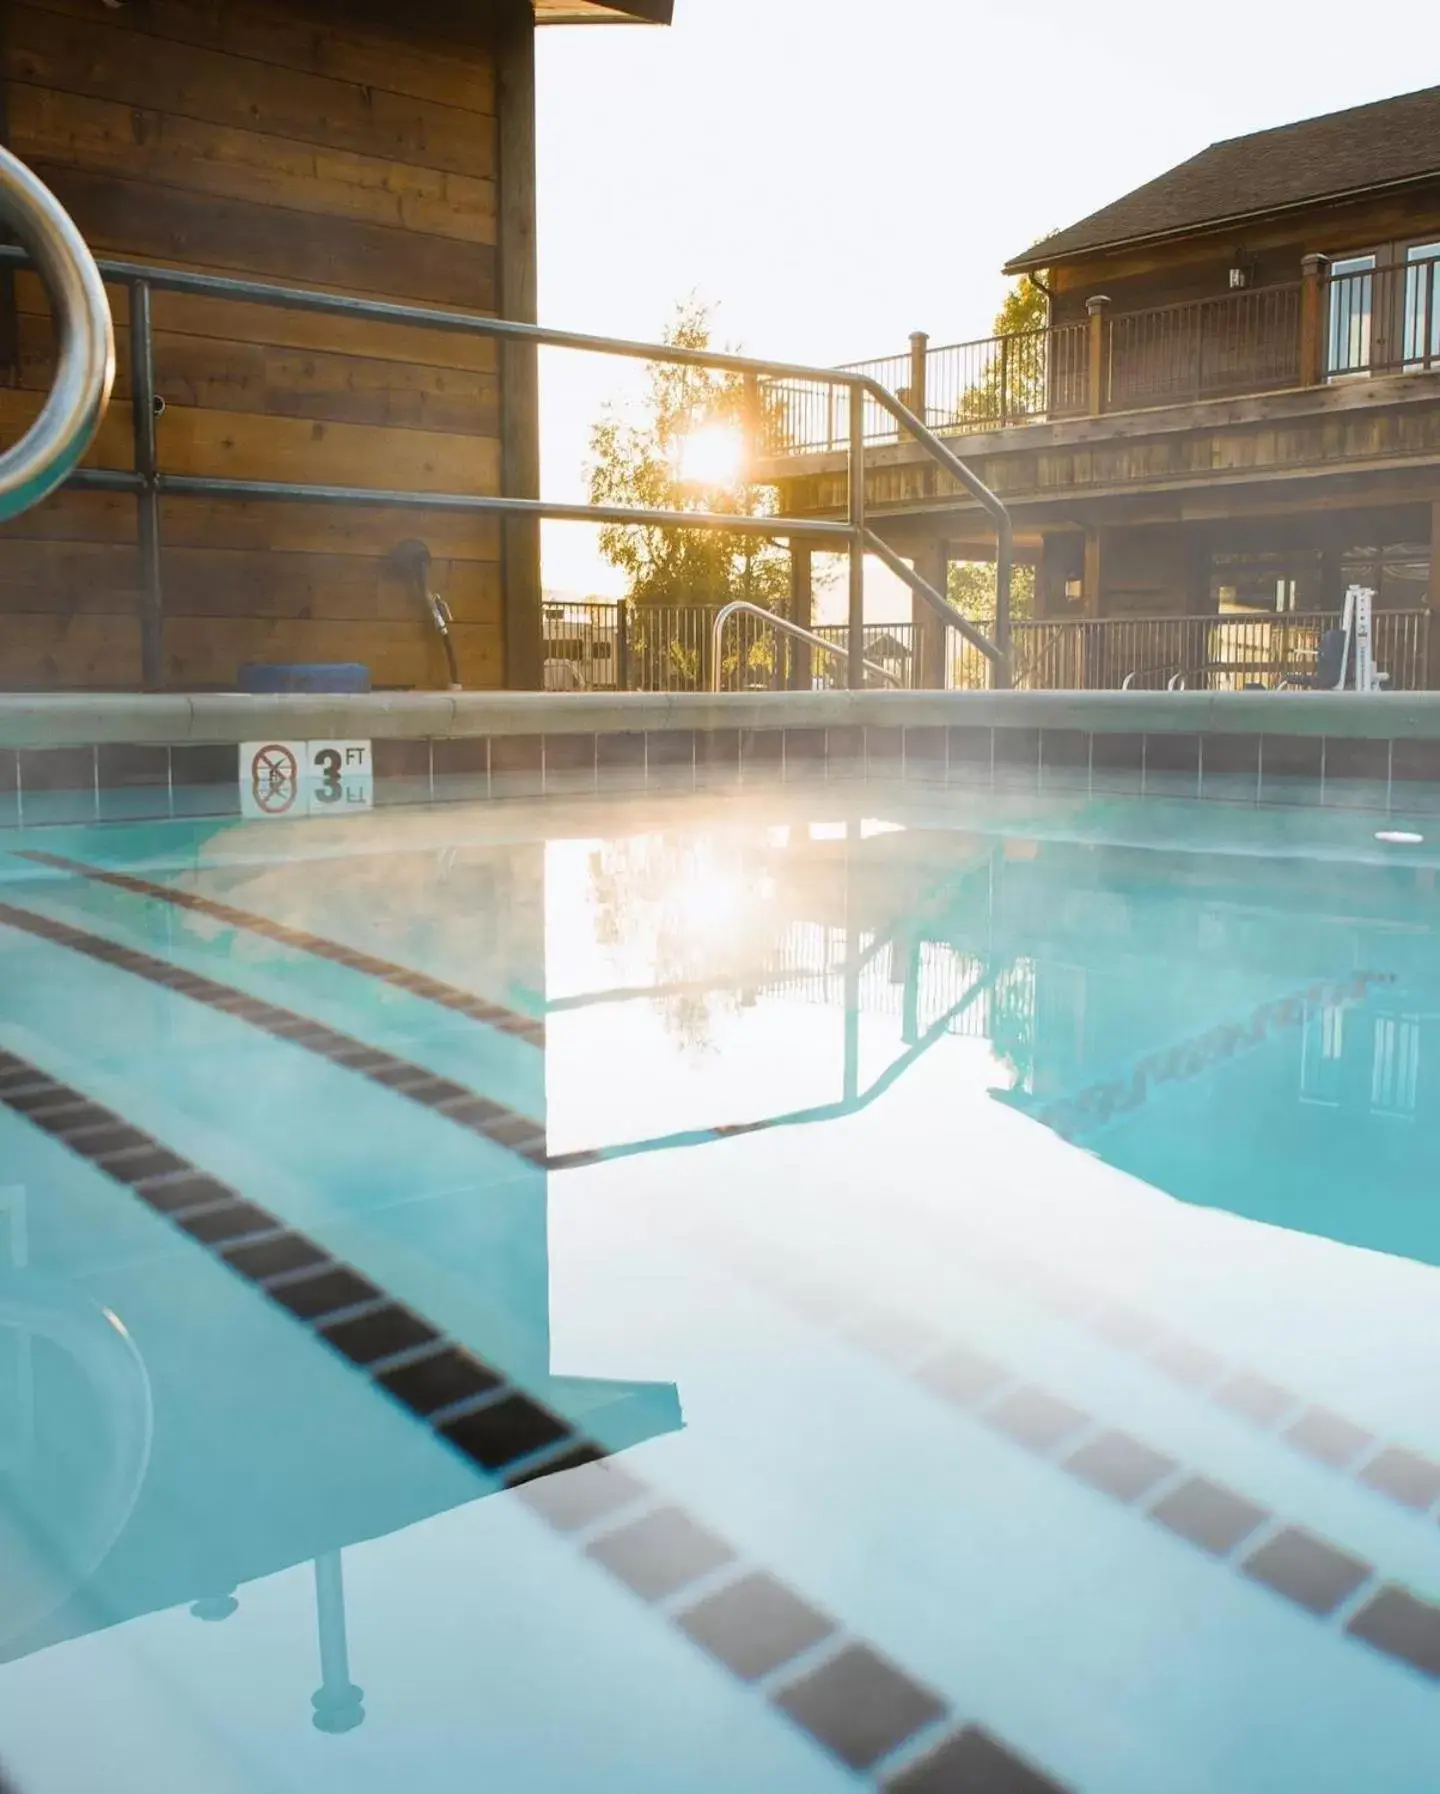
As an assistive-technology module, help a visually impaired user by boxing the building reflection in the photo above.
[558,817,1440,1267]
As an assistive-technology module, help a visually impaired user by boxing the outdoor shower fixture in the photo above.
[393,539,462,691]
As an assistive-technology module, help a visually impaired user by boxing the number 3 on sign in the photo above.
[306,741,372,814]
[239,740,373,820]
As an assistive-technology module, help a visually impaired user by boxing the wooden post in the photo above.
[1299,253,1328,387]
[908,332,929,424]
[1086,295,1110,416]
[1083,528,1103,619]
[789,539,814,690]
[913,539,948,689]
[496,0,542,691]
[1427,501,1440,690]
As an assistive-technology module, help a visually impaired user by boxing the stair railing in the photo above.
[710,600,902,692]
[0,161,1012,688]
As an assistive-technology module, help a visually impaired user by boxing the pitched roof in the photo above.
[1006,84,1440,272]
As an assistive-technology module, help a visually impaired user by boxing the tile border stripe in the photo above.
[683,1218,1440,1690]
[22,851,544,1048]
[0,1044,1072,1793]
[0,899,557,1172]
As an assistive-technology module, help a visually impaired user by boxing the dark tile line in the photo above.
[0,899,557,1172]
[963,1234,1440,1534]
[22,851,544,1048]
[0,1045,586,1487]
[685,1224,1440,1689]
[0,1046,1071,1793]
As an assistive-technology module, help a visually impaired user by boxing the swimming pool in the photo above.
[1,777,1438,1794]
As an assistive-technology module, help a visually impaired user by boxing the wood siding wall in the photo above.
[0,0,519,691]
[1048,182,1440,322]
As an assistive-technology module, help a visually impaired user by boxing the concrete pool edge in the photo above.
[5,690,1440,829]
[3,687,1440,747]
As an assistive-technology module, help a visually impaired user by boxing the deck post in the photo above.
[913,539,948,689]
[1083,528,1103,619]
[1086,295,1110,415]
[908,332,929,426]
[789,538,814,690]
[1428,500,1440,690]
[847,394,866,689]
[1300,254,1328,387]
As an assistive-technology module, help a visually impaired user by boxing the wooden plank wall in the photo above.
[1048,184,1440,323]
[0,0,517,690]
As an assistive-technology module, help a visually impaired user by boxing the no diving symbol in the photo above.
[250,743,298,815]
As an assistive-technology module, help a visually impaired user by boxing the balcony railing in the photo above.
[762,255,1440,457]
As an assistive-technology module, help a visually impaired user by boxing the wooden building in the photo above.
[762,85,1440,690]
[0,0,671,691]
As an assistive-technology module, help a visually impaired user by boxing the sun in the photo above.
[672,421,747,489]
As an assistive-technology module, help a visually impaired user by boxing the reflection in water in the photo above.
[554,817,1440,1268]
[311,1552,365,1735]
[0,1264,153,1651]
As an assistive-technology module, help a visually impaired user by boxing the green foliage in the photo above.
[993,274,1049,338]
[587,299,789,621]
[947,560,1036,622]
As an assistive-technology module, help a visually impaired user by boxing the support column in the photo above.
[1299,254,1329,387]
[912,539,948,689]
[497,0,542,691]
[1082,528,1103,618]
[1428,501,1440,690]
[1086,295,1111,415]
[788,539,814,690]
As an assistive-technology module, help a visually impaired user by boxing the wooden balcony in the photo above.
[756,255,1440,550]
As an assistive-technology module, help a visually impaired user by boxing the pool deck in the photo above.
[3,687,1440,747]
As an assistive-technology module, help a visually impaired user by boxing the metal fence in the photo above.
[960,610,1430,693]
[548,603,1431,695]
[544,601,910,693]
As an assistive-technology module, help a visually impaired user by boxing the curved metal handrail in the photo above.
[710,600,902,693]
[0,146,113,520]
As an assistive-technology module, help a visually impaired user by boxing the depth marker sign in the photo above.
[239,740,373,820]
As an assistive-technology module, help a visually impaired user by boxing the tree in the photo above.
[587,300,790,688]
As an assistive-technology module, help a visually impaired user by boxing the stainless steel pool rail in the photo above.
[0,234,1013,690]
[709,600,902,691]
[0,148,113,522]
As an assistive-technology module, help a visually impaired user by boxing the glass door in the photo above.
[1403,240,1440,369]
[1328,253,1375,376]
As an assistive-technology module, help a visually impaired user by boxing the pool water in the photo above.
[1,783,1438,1794]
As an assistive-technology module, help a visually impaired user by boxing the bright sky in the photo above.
[535,0,1440,604]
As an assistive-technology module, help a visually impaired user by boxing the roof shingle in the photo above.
[1006,84,1440,271]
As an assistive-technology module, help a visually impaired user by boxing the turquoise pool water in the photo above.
[1,784,1438,1793]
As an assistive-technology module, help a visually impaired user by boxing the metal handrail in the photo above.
[0,240,1012,687]
[0,147,113,519]
[710,600,901,692]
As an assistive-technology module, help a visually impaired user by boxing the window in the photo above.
[1328,253,1374,376]
[1403,240,1440,369]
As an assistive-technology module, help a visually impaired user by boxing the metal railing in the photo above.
[947,609,1429,693]
[766,255,1440,458]
[1328,253,1440,378]
[0,147,113,519]
[0,199,1013,689]
[1106,282,1302,409]
[710,601,900,692]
